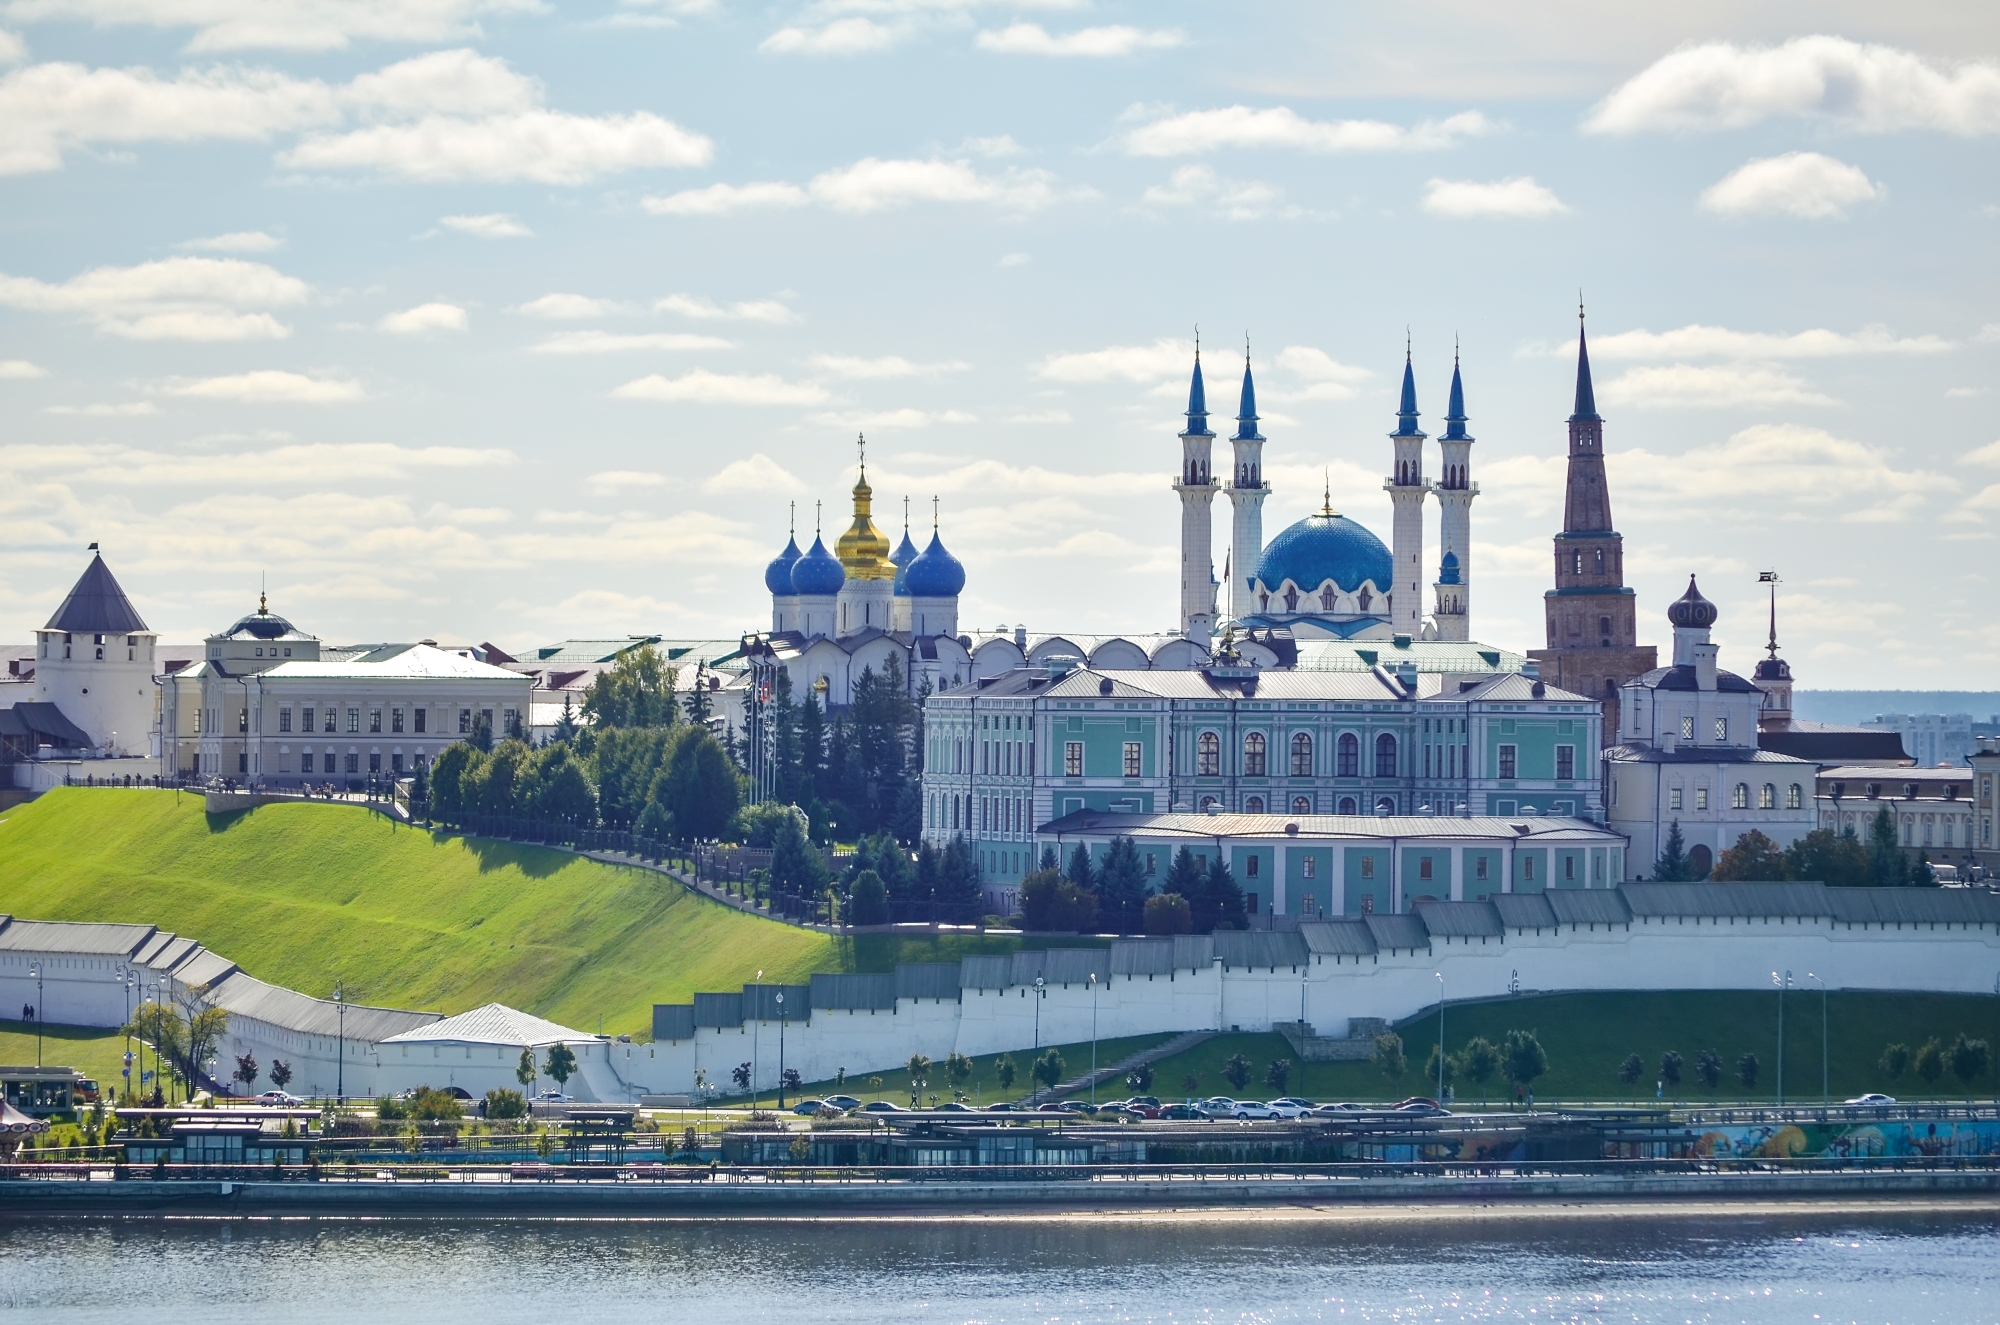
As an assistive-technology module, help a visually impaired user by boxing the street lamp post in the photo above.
[1033,976,1045,1100]
[333,981,347,1103]
[1088,973,1098,1109]
[752,968,763,1109]
[30,963,42,1067]
[776,991,787,1111]
[1435,972,1446,1104]
[119,967,134,1103]
[1807,972,1827,1103]
[1771,969,1791,1106]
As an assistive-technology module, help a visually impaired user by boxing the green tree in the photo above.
[1618,1052,1645,1091]
[1503,1029,1549,1102]
[268,1060,293,1092]
[552,695,580,746]
[1461,1037,1501,1103]
[1695,1048,1724,1096]
[1019,869,1099,931]
[581,646,679,730]
[409,755,430,818]
[1039,844,1059,872]
[770,808,830,897]
[849,868,889,925]
[1198,856,1248,933]
[1372,1033,1407,1085]
[1219,1052,1252,1094]
[1653,819,1691,881]
[1711,830,1788,881]
[1180,1071,1201,1096]
[1065,842,1097,891]
[468,739,529,817]
[1737,1053,1760,1091]
[429,742,476,819]
[516,1047,537,1092]
[484,1088,526,1120]
[1422,1044,1456,1094]
[543,1043,578,1092]
[1868,805,1908,886]
[994,1053,1017,1095]
[589,727,677,830]
[1912,850,1940,887]
[1659,1050,1683,1091]
[683,660,712,727]
[1126,1061,1155,1094]
[1947,1033,1990,1091]
[656,730,742,843]
[1032,1048,1066,1094]
[1264,1058,1293,1096]
[515,742,597,825]
[469,713,494,753]
[1914,1037,1945,1088]
[1879,1042,1911,1082]
[906,1053,933,1106]
[1784,828,1870,888]
[232,1052,259,1096]
[1144,892,1193,935]
[1096,836,1149,933]
[945,1051,974,1099]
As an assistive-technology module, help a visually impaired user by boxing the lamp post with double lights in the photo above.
[1771,969,1792,1106]
[1807,971,1828,1103]
[29,962,42,1066]
[776,990,787,1111]
[119,966,135,1103]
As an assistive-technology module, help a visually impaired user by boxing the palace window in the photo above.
[1497,744,1517,780]
[301,752,314,773]
[1788,783,1803,810]
[1065,742,1083,777]
[1695,785,1709,811]
[1555,745,1575,780]
[1302,855,1316,879]
[1197,731,1221,777]
[1244,732,1267,777]
[1374,733,1398,778]
[1418,856,1432,881]
[1670,786,1683,811]
[392,708,404,734]
[1293,796,1311,815]
[1290,734,1313,777]
[1475,855,1489,880]
[1715,718,1728,742]
[1375,795,1397,815]
[370,709,382,734]
[1123,742,1142,778]
[1338,797,1358,814]
[414,709,426,734]
[1359,856,1374,880]
[1681,716,1695,741]
[278,709,292,733]
[1760,783,1776,810]
[1336,732,1359,777]
[301,707,314,732]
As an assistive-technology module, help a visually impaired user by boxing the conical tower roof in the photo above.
[44,552,148,634]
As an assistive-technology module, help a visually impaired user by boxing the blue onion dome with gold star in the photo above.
[891,529,919,597]
[764,535,803,595]
[904,530,965,597]
[791,534,845,596]
[1667,574,1718,629]
[1254,503,1393,595]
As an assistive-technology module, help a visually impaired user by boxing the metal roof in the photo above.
[1299,919,1379,957]
[1490,894,1559,929]
[1413,900,1505,938]
[895,962,962,1001]
[1040,811,1624,843]
[1213,930,1310,969]
[380,1002,591,1047]
[1824,889,2000,925]
[1363,914,1432,951]
[809,972,897,1011]
[693,991,743,1028]
[43,555,149,635]
[652,1004,696,1041]
[173,949,239,987]
[0,919,157,957]
[206,972,438,1043]
[958,955,1011,990]
[740,983,809,1022]
[1544,891,1634,926]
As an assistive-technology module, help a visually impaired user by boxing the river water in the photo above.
[4,1201,1994,1323]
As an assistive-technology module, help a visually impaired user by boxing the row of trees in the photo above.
[1654,810,1940,886]
[1374,1029,1550,1103]
[1880,1034,1990,1090]
[755,659,924,844]
[1017,842,1249,934]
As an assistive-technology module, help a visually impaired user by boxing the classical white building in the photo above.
[1604,578,1816,878]
[160,598,529,783]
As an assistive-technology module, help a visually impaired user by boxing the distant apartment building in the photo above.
[1863,713,1974,768]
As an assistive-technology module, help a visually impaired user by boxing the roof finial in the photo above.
[903,495,910,533]
[87,541,99,553]
[1405,325,1411,362]
[1194,324,1200,360]
[789,499,795,537]
[1759,569,1781,659]
[259,570,266,616]
[1322,468,1332,514]
[1244,330,1250,367]
[856,431,866,480]
[931,494,939,531]
[1579,290,1585,325]
[815,499,822,536]
[1454,333,1459,368]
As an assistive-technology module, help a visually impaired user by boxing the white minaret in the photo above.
[1433,350,1477,641]
[1225,349,1268,624]
[1174,350,1218,643]
[1383,346,1430,637]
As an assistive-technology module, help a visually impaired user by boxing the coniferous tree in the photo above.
[682,661,711,727]
[1039,844,1059,872]
[1200,856,1248,932]
[1162,845,1204,902]
[552,695,580,746]
[768,670,801,803]
[1869,805,1909,886]
[1096,836,1149,934]
[770,809,829,896]
[1066,842,1097,891]
[1653,819,1690,881]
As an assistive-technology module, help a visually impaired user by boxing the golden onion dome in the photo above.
[835,467,895,580]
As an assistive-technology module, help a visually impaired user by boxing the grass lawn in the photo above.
[723,1032,1177,1110]
[1143,990,2000,1107]
[0,1019,133,1090]
[0,789,841,1036]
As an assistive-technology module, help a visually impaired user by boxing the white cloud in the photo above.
[341,46,538,115]
[585,469,670,495]
[998,251,1030,267]
[806,407,977,429]
[1009,409,1070,424]
[1120,105,1494,157]
[1615,424,1949,525]
[1038,337,1189,383]
[1598,364,1838,409]
[0,29,24,63]
[4,0,540,53]
[1585,37,2000,136]
[1574,324,1949,361]
[1421,175,1568,218]
[282,110,711,184]
[641,180,808,216]
[179,229,281,252]
[807,353,967,379]
[0,358,47,378]
[377,301,467,335]
[957,134,1021,158]
[529,330,733,354]
[1699,152,1886,219]
[611,369,831,405]
[165,370,364,403]
[976,23,1182,57]
[1274,345,1371,384]
[439,212,531,238]
[703,452,803,494]
[0,255,306,340]
[516,293,628,319]
[655,293,797,323]
[0,439,507,487]
[645,157,1074,217]
[760,17,900,55]
[1143,164,1292,220]
[1967,440,2000,467]
[1947,387,1989,399]
[45,400,155,415]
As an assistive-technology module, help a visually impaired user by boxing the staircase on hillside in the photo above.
[1046,1029,1215,1101]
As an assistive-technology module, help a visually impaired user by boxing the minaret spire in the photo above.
[1225,332,1268,625]
[1175,335,1219,642]
[1384,337,1429,636]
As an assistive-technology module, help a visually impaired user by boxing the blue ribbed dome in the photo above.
[764,536,803,595]
[1253,512,1392,596]
[790,535,845,596]
[1437,549,1462,586]
[890,531,919,597]
[904,532,965,597]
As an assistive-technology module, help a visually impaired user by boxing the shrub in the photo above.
[1696,1049,1723,1094]
[1947,1033,1990,1090]
[1914,1038,1945,1087]
[1032,1049,1066,1093]
[848,869,889,925]
[1372,1033,1406,1083]
[1618,1053,1644,1089]
[1659,1051,1683,1091]
[485,1088,526,1120]
[1222,1053,1252,1093]
[1264,1058,1292,1096]
[1737,1053,1760,1091]
[1143,892,1193,936]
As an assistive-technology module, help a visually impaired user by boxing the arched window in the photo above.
[1374,732,1398,778]
[1336,732,1359,777]
[1260,592,1270,612]
[1732,783,1749,810]
[1573,552,1583,575]
[1283,587,1299,612]
[1243,731,1267,776]
[1338,796,1358,815]
[1787,783,1803,810]
[1760,783,1776,810]
[1290,732,1313,776]
[1321,587,1336,611]
[1245,795,1265,814]
[1375,795,1397,815]
[1594,548,1604,571]
[1357,589,1372,613]
[1200,795,1219,812]
[1197,731,1220,777]
[1292,796,1312,815]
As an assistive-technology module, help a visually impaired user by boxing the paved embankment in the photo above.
[4,1168,1995,1217]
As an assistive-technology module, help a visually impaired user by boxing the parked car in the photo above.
[937,1102,976,1112]
[1270,1096,1316,1111]
[1844,1093,1896,1106]
[1125,1096,1162,1110]
[1265,1099,1312,1119]
[791,1099,830,1116]
[983,1102,1018,1112]
[1194,1098,1238,1120]
[255,1090,303,1107]
[824,1094,862,1111]
[859,1100,906,1113]
[1119,1101,1163,1119]
[1229,1101,1279,1120]
[1393,1097,1448,1116]
[1311,1102,1370,1116]
[1035,1102,1072,1113]
[1156,1103,1198,1120]
[532,1090,573,1103]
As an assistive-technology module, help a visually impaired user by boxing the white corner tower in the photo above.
[1383,346,1430,637]
[1432,350,1477,642]
[1174,349,1218,644]
[33,547,157,757]
[1225,348,1268,626]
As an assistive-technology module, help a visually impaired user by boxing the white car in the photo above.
[1229,1100,1279,1120]
[1265,1099,1312,1119]
[255,1090,303,1106]
[1844,1093,1896,1106]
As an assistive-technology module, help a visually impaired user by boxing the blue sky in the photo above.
[0,0,1995,686]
